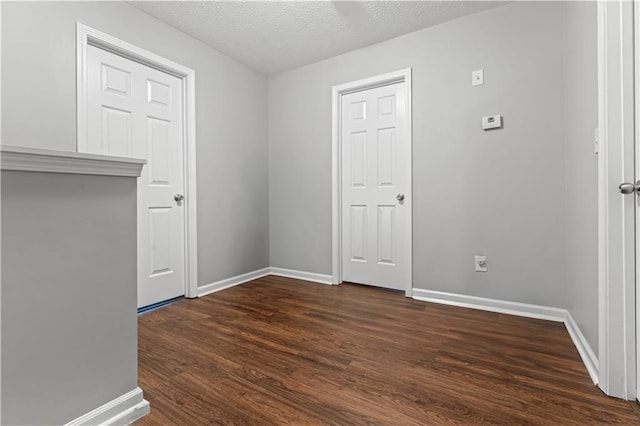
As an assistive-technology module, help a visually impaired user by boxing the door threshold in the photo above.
[342,281,405,293]
[138,296,185,315]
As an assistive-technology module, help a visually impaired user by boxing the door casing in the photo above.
[76,23,199,299]
[597,0,636,399]
[331,68,413,296]
[635,0,640,402]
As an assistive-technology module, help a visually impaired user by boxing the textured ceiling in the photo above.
[129,1,507,76]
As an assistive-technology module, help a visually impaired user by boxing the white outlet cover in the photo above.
[472,69,484,86]
[475,255,488,272]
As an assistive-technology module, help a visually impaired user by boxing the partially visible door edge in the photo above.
[635,0,640,402]
[331,68,413,296]
[75,23,198,299]
[597,0,636,399]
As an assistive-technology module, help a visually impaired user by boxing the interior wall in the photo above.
[1,171,138,425]
[1,1,270,287]
[268,1,568,308]
[1,0,600,363]
[563,1,599,352]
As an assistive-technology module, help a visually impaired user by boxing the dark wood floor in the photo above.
[137,276,640,425]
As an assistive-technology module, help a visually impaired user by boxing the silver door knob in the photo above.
[619,183,638,195]
[396,193,405,202]
[174,194,185,202]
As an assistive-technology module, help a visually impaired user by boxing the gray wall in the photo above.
[563,1,599,352]
[1,1,269,286]
[268,1,568,307]
[1,171,138,425]
[1,1,600,399]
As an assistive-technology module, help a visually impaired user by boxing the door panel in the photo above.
[341,82,411,291]
[350,205,367,262]
[149,208,171,275]
[377,205,395,265]
[350,132,367,187]
[147,117,171,185]
[86,45,185,308]
[101,106,132,157]
[101,63,131,96]
[377,128,395,186]
[147,79,172,107]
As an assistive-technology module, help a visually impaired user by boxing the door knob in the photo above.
[174,194,185,202]
[619,182,638,195]
[396,193,405,202]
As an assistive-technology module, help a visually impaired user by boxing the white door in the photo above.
[341,82,411,292]
[86,45,186,308]
[635,0,640,401]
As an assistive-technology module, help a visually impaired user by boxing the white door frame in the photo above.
[597,0,636,399]
[331,68,413,296]
[636,0,640,401]
[76,23,199,299]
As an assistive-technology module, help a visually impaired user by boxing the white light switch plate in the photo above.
[472,69,484,86]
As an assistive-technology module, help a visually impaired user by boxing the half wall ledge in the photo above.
[0,145,145,177]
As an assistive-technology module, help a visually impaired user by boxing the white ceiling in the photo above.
[129,1,507,76]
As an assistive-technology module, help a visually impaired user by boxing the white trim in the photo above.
[197,267,333,298]
[198,268,271,298]
[566,311,600,385]
[411,289,566,322]
[64,387,149,426]
[412,289,599,385]
[1,4,4,420]
[331,68,413,296]
[635,0,640,401]
[596,0,609,396]
[183,65,199,300]
[269,267,333,285]
[1,145,144,177]
[76,23,199,300]
[597,0,637,399]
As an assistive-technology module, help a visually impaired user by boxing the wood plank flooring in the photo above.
[136,276,640,425]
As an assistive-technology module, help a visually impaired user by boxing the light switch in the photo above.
[472,69,484,86]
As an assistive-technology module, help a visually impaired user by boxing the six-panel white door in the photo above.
[86,45,186,308]
[341,82,411,291]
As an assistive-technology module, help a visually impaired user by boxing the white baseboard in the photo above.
[65,387,149,426]
[198,267,270,297]
[197,267,332,299]
[412,288,599,385]
[565,311,599,384]
[269,267,333,285]
[412,288,566,322]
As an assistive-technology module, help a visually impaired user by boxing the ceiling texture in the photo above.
[129,1,507,76]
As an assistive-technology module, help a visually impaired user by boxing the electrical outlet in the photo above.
[472,69,484,86]
[475,255,488,272]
